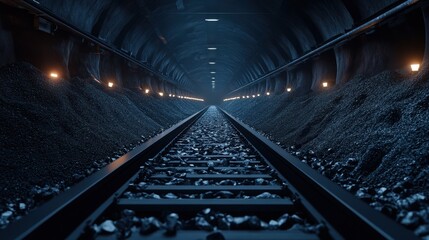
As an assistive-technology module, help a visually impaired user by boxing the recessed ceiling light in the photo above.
[212,81,216,83]
[208,47,217,50]
[210,72,216,74]
[212,77,215,79]
[209,62,216,65]
[205,19,219,22]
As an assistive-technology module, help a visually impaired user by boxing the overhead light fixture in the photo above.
[205,19,219,22]
[286,88,292,92]
[266,92,270,96]
[49,72,59,79]
[322,82,328,88]
[108,82,114,88]
[209,62,216,65]
[212,80,216,83]
[145,89,150,94]
[168,94,172,97]
[252,95,256,98]
[411,63,420,72]
[257,94,260,97]
[158,92,164,97]
[210,72,216,74]
[207,47,217,50]
[212,77,215,79]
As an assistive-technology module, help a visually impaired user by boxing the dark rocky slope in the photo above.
[0,62,205,226]
[221,70,429,237]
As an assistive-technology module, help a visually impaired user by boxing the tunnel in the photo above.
[1,0,429,239]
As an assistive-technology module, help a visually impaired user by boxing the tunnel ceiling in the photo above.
[35,0,400,97]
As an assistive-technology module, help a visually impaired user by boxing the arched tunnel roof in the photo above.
[37,0,400,97]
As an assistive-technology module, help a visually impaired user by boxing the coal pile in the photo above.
[221,70,429,237]
[0,62,205,228]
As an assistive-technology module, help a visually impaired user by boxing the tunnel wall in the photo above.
[0,4,188,96]
[234,7,426,98]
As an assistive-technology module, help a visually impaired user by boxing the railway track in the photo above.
[0,106,418,239]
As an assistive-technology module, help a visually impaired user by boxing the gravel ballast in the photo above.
[221,70,429,236]
[0,62,205,227]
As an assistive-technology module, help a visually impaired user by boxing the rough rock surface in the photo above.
[0,62,205,226]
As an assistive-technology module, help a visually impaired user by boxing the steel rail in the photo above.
[219,108,418,240]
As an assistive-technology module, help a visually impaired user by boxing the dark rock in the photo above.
[400,211,421,228]
[218,180,237,186]
[206,231,226,240]
[397,193,426,210]
[244,216,262,230]
[216,216,231,230]
[140,217,161,235]
[380,204,398,219]
[415,224,429,237]
[1,210,12,218]
[100,220,116,233]
[214,191,234,198]
[254,178,267,185]
[354,146,385,176]
[195,216,213,231]
[164,193,178,199]
[278,214,294,230]
[122,209,135,217]
[376,187,388,195]
[164,213,180,236]
[355,188,373,202]
[165,178,185,185]
[255,192,274,199]
[207,161,215,171]
[268,220,279,229]
[202,191,214,199]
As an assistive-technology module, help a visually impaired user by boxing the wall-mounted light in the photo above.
[209,62,216,65]
[252,95,256,98]
[266,92,270,96]
[205,19,219,22]
[108,82,114,88]
[145,89,150,94]
[257,94,260,97]
[168,94,172,97]
[286,88,292,92]
[158,92,164,97]
[212,77,215,80]
[207,47,217,50]
[210,72,216,74]
[246,96,250,98]
[322,82,328,88]
[49,72,59,79]
[411,64,420,72]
